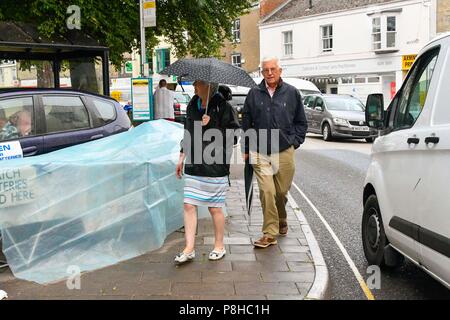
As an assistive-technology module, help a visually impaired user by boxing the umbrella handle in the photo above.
[204,83,210,115]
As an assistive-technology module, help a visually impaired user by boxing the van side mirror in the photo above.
[366,94,385,129]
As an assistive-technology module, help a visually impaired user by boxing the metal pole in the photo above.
[103,51,110,96]
[140,0,147,78]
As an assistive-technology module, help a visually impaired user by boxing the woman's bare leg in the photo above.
[183,203,197,253]
[209,207,225,251]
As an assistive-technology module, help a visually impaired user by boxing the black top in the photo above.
[181,93,240,177]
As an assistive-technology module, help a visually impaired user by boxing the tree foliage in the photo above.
[0,0,254,68]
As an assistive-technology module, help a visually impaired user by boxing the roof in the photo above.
[262,0,403,24]
[0,22,108,60]
[0,88,115,101]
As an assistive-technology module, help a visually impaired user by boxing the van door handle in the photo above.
[425,136,439,145]
[22,146,38,156]
[407,137,420,145]
[90,134,104,141]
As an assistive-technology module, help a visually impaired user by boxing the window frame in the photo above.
[231,53,242,68]
[0,95,37,142]
[321,24,333,53]
[40,94,92,135]
[282,31,293,57]
[389,46,441,132]
[232,19,241,43]
[372,15,398,51]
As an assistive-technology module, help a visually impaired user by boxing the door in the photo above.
[303,96,316,132]
[40,95,103,154]
[0,95,43,157]
[417,43,450,285]
[312,97,325,132]
[375,46,441,262]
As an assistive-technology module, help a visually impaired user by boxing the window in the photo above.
[231,53,242,68]
[43,96,90,133]
[372,18,382,50]
[283,31,293,56]
[156,48,170,73]
[372,16,397,51]
[0,97,34,142]
[304,96,315,109]
[393,48,439,130]
[355,78,367,84]
[368,76,381,83]
[315,97,324,109]
[321,25,333,52]
[386,16,396,48]
[91,98,116,126]
[232,19,240,43]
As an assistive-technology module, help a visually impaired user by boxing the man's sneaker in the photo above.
[174,250,195,264]
[279,221,288,236]
[253,235,278,248]
[209,248,226,261]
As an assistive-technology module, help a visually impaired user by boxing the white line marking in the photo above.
[291,181,375,300]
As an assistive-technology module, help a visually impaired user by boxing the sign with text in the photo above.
[143,0,156,27]
[402,55,417,71]
[131,78,153,121]
[0,141,23,162]
[0,167,36,208]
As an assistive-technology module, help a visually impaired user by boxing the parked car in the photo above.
[362,33,449,289]
[173,91,191,123]
[304,94,378,142]
[0,88,131,157]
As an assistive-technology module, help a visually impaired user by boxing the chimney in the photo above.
[260,0,288,18]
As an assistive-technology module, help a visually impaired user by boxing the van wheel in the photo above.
[322,123,332,141]
[362,194,388,267]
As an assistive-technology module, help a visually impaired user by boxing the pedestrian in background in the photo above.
[242,56,308,248]
[153,79,175,121]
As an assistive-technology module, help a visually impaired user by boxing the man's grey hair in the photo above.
[260,56,281,68]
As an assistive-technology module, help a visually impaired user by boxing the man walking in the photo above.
[242,57,308,248]
[154,79,175,120]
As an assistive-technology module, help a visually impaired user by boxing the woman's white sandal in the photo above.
[174,250,195,264]
[208,248,226,261]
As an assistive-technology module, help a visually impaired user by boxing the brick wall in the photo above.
[437,0,450,33]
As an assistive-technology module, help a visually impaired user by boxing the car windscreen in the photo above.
[230,95,247,106]
[299,89,321,96]
[174,92,191,104]
[325,97,365,112]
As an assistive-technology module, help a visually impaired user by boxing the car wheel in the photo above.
[365,137,375,143]
[322,123,332,141]
[362,194,388,267]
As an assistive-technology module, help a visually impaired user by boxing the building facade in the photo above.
[437,0,450,33]
[220,2,261,75]
[260,0,437,106]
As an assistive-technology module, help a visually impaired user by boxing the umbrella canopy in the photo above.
[160,57,257,88]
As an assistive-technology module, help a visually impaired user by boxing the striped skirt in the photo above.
[184,174,229,208]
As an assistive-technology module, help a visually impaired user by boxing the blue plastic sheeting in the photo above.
[0,120,209,284]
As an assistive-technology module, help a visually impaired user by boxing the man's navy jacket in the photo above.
[242,78,308,155]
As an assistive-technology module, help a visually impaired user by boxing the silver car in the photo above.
[304,94,378,143]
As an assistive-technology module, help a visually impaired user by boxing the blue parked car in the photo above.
[0,89,131,156]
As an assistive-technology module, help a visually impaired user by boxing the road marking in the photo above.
[291,181,375,300]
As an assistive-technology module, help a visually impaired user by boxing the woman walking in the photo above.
[175,80,239,263]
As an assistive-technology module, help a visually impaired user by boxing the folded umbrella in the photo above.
[244,158,254,225]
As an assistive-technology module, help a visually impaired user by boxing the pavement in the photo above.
[0,177,329,300]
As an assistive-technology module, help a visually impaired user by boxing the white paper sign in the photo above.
[143,0,156,27]
[0,141,23,161]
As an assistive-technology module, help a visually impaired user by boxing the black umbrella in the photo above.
[244,158,254,225]
[160,57,257,88]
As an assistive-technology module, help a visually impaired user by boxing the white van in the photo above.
[253,77,321,96]
[362,33,450,289]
